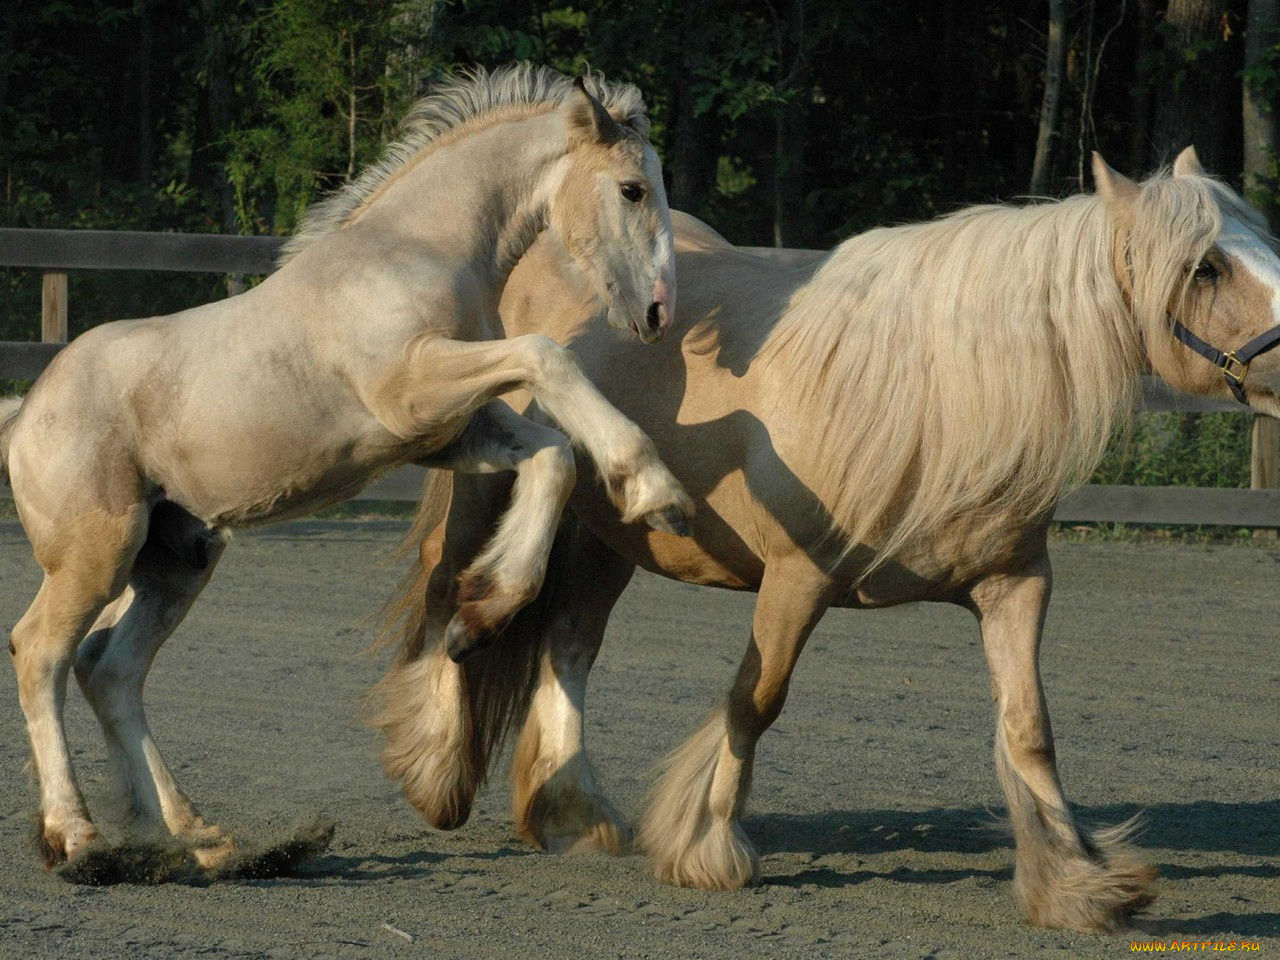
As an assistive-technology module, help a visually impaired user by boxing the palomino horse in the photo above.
[0,64,694,871]
[375,150,1280,933]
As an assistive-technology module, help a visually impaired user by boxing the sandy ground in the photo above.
[0,517,1276,959]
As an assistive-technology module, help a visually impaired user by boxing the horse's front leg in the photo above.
[419,401,579,660]
[969,552,1156,932]
[375,333,694,533]
[638,554,834,889]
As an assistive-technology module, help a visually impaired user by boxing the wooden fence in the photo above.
[1,227,1278,526]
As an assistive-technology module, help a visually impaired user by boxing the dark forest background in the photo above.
[2,0,1279,490]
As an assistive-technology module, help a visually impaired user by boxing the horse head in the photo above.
[548,78,676,345]
[1096,147,1280,416]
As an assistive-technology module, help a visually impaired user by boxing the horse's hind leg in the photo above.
[10,505,146,865]
[509,517,635,855]
[638,555,834,889]
[969,551,1155,932]
[73,503,231,865]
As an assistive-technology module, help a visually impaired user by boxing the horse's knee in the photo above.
[533,432,576,491]
[519,334,580,384]
[8,610,47,671]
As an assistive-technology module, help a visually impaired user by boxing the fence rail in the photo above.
[2,228,1277,525]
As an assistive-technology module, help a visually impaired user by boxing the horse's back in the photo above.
[8,291,387,530]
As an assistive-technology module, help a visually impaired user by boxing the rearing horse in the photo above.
[378,150,1280,932]
[0,63,692,871]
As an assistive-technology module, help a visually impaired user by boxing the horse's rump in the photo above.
[0,396,23,485]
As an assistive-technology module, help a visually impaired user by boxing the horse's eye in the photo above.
[620,183,645,203]
[1192,259,1219,284]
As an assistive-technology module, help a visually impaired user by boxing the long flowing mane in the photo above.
[280,63,650,264]
[762,172,1234,572]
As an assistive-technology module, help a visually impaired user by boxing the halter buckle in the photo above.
[1221,351,1249,386]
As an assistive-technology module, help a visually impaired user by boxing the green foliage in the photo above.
[0,0,1274,493]
[1092,413,1253,489]
[225,0,440,235]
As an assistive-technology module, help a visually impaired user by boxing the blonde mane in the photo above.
[762,171,1230,572]
[280,63,650,264]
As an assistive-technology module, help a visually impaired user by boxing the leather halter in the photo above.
[1169,318,1280,404]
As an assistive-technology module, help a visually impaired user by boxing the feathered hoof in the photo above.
[515,771,631,857]
[646,817,761,891]
[34,816,100,869]
[543,817,630,857]
[387,742,476,831]
[1017,841,1158,933]
[374,654,478,828]
[416,787,473,832]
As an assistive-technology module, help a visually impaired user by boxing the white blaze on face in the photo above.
[1219,215,1280,328]
[643,146,677,325]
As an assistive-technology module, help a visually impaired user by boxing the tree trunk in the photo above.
[1030,0,1066,194]
[1128,0,1158,176]
[772,0,809,247]
[134,0,154,186]
[0,0,15,149]
[1150,0,1238,172]
[194,0,238,234]
[668,0,718,218]
[348,31,358,182]
[773,102,806,246]
[388,0,439,105]
[1243,0,1279,229]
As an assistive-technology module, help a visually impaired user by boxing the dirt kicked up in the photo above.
[0,517,1276,959]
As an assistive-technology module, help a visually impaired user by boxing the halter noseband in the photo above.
[1169,318,1280,404]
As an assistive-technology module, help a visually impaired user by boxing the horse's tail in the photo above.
[0,396,24,486]
[367,470,550,826]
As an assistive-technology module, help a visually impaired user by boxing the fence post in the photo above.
[41,271,68,342]
[1252,414,1279,538]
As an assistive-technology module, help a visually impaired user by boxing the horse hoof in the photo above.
[646,505,693,537]
[445,613,493,663]
[191,835,237,871]
[36,818,100,868]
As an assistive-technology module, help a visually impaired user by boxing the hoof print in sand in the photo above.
[213,816,336,880]
[53,816,335,886]
[55,839,198,886]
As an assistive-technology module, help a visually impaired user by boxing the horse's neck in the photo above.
[356,112,568,294]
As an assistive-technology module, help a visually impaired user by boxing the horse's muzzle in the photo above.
[638,301,668,343]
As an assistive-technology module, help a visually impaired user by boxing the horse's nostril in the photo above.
[646,301,663,329]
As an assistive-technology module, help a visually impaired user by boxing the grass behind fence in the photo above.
[1092,411,1252,489]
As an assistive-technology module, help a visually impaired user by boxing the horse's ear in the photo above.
[1172,146,1204,177]
[567,76,623,146]
[1092,152,1140,223]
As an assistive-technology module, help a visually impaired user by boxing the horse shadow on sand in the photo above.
[747,800,1280,936]
[748,799,1280,860]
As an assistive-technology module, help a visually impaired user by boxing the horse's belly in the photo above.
[836,518,1051,608]
[150,430,397,528]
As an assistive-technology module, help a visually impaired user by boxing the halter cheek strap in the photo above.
[1170,318,1280,404]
